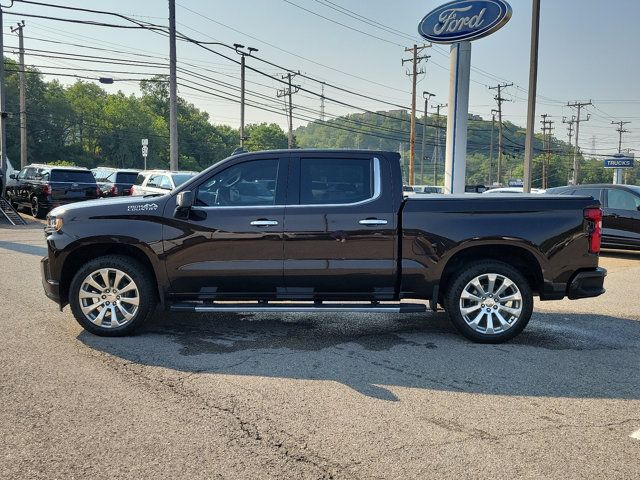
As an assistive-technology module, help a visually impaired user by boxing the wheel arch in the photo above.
[438,243,545,300]
[59,243,163,307]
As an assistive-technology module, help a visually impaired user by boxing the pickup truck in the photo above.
[40,150,606,343]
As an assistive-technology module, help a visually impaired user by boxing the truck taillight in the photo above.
[96,186,101,197]
[584,207,602,254]
[130,186,135,195]
[110,185,118,196]
[42,183,51,195]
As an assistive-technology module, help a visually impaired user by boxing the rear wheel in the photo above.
[444,260,533,343]
[69,255,156,336]
[31,197,47,219]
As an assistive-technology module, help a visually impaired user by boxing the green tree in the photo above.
[244,123,289,151]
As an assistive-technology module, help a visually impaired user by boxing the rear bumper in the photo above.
[567,267,607,300]
[40,256,61,305]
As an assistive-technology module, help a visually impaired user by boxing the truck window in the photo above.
[607,189,640,211]
[300,158,372,205]
[196,159,278,207]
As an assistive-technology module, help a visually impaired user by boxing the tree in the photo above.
[244,123,288,151]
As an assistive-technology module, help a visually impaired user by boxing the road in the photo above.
[1,223,639,479]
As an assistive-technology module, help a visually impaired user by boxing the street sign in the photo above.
[604,154,634,169]
[142,145,149,157]
[418,0,512,44]
[141,138,149,146]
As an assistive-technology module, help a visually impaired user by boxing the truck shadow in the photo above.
[78,310,640,402]
[600,249,640,260]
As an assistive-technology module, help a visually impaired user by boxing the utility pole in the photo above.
[562,116,575,183]
[612,120,631,185]
[11,20,26,168]
[276,72,299,149]
[168,0,178,171]
[420,91,435,185]
[402,44,430,186]
[432,103,446,185]
[489,82,513,186]
[567,100,592,185]
[320,82,325,122]
[234,44,258,148]
[540,114,553,189]
[522,0,540,193]
[488,109,498,186]
[0,4,7,194]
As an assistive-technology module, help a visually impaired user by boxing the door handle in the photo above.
[358,219,388,225]
[250,219,278,226]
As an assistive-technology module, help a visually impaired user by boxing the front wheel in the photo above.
[69,255,156,336]
[444,260,533,343]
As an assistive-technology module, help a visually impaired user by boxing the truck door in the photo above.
[603,187,640,248]
[283,154,397,300]
[163,154,288,299]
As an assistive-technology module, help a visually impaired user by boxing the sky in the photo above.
[3,0,640,155]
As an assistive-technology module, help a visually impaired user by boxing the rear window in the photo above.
[134,173,147,186]
[50,170,96,183]
[172,173,195,187]
[115,172,138,184]
[300,158,372,205]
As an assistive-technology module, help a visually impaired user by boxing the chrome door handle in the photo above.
[359,219,388,225]
[250,220,278,226]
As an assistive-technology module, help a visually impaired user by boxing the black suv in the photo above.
[92,168,140,197]
[7,164,99,218]
[546,184,640,250]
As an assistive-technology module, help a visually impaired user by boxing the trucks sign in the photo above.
[604,154,634,169]
[418,0,512,44]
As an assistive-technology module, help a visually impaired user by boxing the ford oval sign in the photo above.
[418,0,512,44]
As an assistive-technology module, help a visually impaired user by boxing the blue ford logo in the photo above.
[418,0,512,44]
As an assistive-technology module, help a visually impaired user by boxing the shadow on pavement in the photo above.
[0,240,47,256]
[78,310,640,402]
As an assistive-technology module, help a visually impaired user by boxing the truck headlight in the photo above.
[46,215,63,233]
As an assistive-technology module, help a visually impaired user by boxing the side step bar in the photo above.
[170,302,426,314]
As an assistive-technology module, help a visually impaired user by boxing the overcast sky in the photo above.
[4,0,639,154]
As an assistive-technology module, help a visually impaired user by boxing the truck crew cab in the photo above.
[41,150,606,343]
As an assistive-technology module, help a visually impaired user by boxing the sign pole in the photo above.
[444,41,471,194]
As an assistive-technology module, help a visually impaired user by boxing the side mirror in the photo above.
[9,173,17,180]
[174,190,193,219]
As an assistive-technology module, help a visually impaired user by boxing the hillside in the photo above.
[295,110,635,187]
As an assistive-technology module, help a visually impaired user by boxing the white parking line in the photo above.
[630,429,640,440]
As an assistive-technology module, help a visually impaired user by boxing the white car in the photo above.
[131,170,198,196]
[483,187,546,194]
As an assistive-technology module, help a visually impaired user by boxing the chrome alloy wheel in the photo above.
[459,273,523,335]
[78,268,140,328]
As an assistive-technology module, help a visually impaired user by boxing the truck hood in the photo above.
[49,194,169,219]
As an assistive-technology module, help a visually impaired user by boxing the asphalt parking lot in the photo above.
[0,222,638,479]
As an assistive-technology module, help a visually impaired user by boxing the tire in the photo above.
[31,197,47,219]
[443,260,533,344]
[69,255,156,337]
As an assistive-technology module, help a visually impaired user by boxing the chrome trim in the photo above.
[190,157,382,210]
[170,301,426,314]
[250,220,278,226]
[359,219,388,225]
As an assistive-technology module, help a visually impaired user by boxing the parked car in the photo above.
[413,185,444,194]
[546,184,640,250]
[6,164,99,218]
[131,170,197,196]
[92,168,140,197]
[484,187,546,194]
[41,149,606,343]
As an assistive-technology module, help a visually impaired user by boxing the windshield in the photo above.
[51,170,96,183]
[172,173,196,187]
